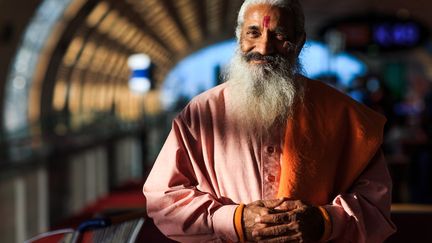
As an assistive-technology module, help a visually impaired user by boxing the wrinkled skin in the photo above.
[240,4,305,64]
[243,199,324,243]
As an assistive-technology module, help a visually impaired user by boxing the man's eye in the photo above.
[275,33,288,40]
[247,31,260,37]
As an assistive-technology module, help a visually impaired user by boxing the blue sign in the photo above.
[319,13,428,52]
[374,23,420,47]
[131,69,150,79]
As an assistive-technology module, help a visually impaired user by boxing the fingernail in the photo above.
[255,217,261,223]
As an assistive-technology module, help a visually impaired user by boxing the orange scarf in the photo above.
[277,78,386,205]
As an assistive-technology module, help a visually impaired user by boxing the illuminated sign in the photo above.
[320,13,429,52]
[374,23,420,47]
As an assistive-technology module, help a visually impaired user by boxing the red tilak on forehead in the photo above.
[263,16,271,28]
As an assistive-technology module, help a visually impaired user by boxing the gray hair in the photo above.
[235,0,305,42]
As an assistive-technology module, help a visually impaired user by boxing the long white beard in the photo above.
[225,50,304,131]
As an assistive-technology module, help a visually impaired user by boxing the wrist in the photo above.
[317,206,332,242]
[234,204,245,243]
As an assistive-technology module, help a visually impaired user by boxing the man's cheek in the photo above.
[240,40,254,53]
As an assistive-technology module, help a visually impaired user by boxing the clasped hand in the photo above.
[242,198,324,243]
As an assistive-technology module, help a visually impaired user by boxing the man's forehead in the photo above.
[243,4,290,27]
[263,16,271,28]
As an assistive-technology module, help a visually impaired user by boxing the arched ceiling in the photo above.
[2,0,247,134]
[37,0,245,124]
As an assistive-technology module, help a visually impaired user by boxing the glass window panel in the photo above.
[68,70,83,115]
[4,0,73,134]
[63,37,84,66]
[91,47,107,71]
[76,41,96,68]
[86,1,109,28]
[98,10,118,34]
[53,79,67,111]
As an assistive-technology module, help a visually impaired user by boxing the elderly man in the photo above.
[143,0,396,242]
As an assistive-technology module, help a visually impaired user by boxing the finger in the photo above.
[272,207,305,216]
[252,223,299,238]
[261,198,286,209]
[257,232,303,243]
[255,212,298,224]
[254,223,268,230]
[249,200,265,206]
[275,200,306,211]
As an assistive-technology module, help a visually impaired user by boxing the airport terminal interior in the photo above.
[1,0,432,242]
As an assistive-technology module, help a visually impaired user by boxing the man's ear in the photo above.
[295,33,306,57]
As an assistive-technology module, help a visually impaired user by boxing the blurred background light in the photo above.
[128,54,151,94]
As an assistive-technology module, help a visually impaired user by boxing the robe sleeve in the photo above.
[324,151,397,242]
[143,102,238,243]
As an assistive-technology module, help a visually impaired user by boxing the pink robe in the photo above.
[143,78,396,242]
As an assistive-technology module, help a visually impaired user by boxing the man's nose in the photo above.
[255,34,274,55]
